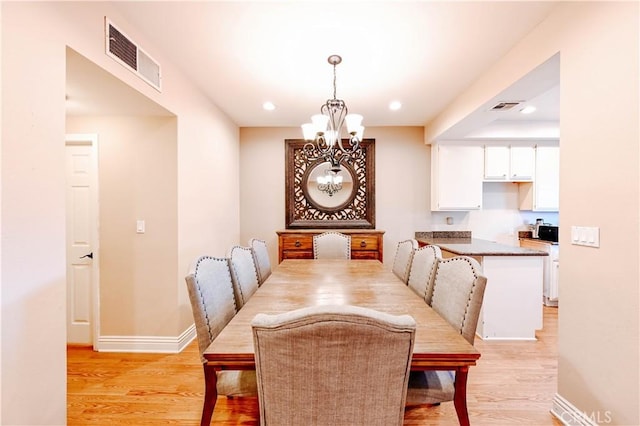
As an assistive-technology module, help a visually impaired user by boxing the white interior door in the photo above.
[66,134,99,346]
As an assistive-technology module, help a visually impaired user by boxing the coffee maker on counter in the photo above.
[532,218,544,238]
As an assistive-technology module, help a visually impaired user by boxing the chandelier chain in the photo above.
[332,62,337,100]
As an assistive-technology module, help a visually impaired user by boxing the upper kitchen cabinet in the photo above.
[519,145,559,211]
[484,145,535,181]
[431,144,483,211]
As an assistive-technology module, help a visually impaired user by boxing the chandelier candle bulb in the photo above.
[311,114,329,134]
[301,123,316,141]
[345,114,363,134]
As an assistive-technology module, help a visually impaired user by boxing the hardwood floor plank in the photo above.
[68,306,563,425]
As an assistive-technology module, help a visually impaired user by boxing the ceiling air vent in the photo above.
[490,101,523,111]
[105,18,161,92]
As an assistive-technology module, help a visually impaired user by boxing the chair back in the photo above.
[228,245,260,309]
[430,256,487,344]
[184,256,237,363]
[392,239,418,283]
[252,305,416,426]
[313,231,351,259]
[249,238,272,285]
[407,244,442,303]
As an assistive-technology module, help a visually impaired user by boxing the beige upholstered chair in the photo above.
[407,244,442,303]
[392,239,419,283]
[312,231,351,259]
[406,255,487,406]
[251,305,416,426]
[228,245,260,309]
[184,256,257,425]
[249,238,272,285]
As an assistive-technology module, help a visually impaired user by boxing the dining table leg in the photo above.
[201,363,218,426]
[453,366,470,426]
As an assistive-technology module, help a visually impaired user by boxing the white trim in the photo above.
[551,393,599,426]
[478,335,537,341]
[96,324,196,353]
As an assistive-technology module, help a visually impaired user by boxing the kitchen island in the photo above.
[416,234,548,340]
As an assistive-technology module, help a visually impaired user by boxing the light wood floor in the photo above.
[68,306,563,425]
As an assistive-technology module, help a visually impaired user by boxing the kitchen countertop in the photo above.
[519,237,559,246]
[416,237,549,257]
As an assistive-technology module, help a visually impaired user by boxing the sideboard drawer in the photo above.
[280,234,313,251]
[277,230,384,263]
[351,250,381,260]
[281,249,314,259]
[351,235,379,252]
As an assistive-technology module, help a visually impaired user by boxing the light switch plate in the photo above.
[136,219,145,234]
[571,226,599,247]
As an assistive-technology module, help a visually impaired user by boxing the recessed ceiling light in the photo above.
[520,105,537,114]
[389,101,402,111]
[263,101,276,111]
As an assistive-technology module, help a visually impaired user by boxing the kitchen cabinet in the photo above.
[277,229,384,263]
[519,238,559,306]
[419,237,546,340]
[484,145,534,181]
[431,144,483,211]
[519,146,559,211]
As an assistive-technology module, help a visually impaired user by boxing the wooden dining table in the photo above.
[204,259,480,426]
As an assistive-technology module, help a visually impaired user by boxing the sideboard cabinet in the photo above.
[277,229,384,263]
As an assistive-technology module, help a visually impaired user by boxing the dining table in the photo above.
[204,259,480,426]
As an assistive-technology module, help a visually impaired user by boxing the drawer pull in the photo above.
[295,240,301,247]
[360,240,367,248]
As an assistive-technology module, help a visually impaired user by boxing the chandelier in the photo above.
[316,169,343,197]
[301,55,364,173]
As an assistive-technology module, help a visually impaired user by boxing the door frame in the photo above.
[65,133,100,349]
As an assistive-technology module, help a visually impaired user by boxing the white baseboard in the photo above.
[552,393,603,426]
[96,324,196,353]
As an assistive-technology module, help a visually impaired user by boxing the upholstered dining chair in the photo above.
[249,238,272,285]
[251,304,416,426]
[184,256,257,425]
[392,239,419,283]
[312,231,351,259]
[228,245,260,309]
[405,255,487,406]
[407,244,442,303]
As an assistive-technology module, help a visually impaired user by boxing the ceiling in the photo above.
[67,1,560,139]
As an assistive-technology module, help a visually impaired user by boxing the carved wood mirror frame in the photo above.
[285,139,375,229]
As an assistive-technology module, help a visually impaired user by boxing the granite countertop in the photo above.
[416,237,549,257]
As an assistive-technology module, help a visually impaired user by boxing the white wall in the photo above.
[425,2,639,424]
[431,182,559,246]
[1,2,241,424]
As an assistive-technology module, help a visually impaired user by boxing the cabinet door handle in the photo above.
[294,240,301,247]
[360,240,367,248]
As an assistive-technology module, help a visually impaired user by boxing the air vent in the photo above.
[490,101,523,111]
[105,18,161,91]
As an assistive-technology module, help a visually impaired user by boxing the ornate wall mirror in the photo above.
[285,139,375,229]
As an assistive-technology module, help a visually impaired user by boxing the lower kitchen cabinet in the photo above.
[520,238,559,306]
[475,255,544,340]
[277,229,384,263]
[420,238,547,340]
